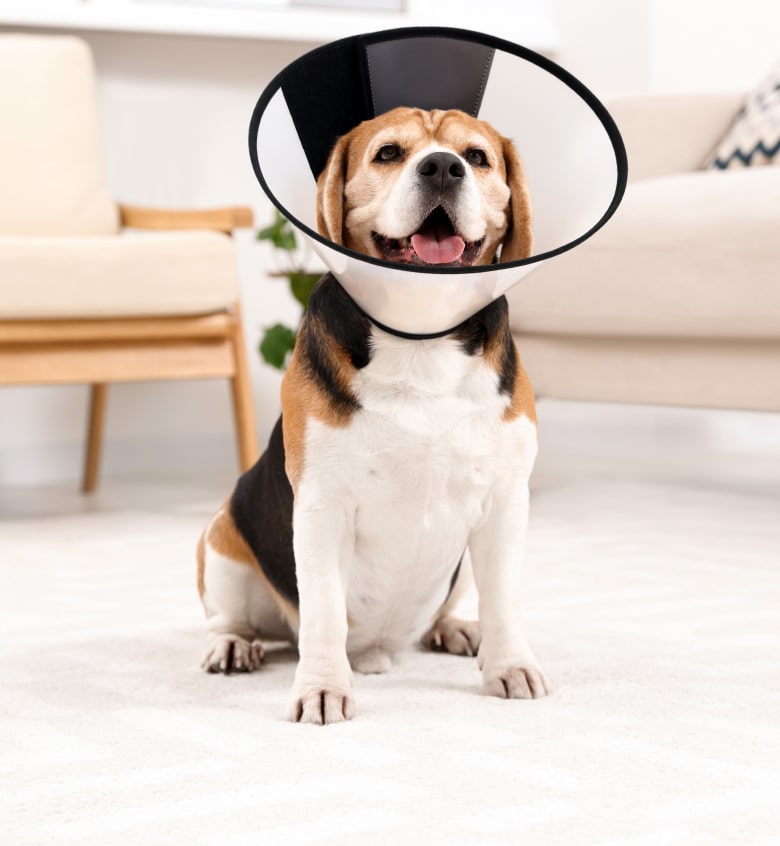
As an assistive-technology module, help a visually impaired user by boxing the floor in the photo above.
[1,401,778,846]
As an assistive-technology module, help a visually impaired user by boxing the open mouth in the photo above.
[372,207,483,267]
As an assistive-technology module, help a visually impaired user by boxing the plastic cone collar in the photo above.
[249,26,627,337]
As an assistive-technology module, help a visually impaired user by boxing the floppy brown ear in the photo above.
[498,137,533,262]
[316,133,352,245]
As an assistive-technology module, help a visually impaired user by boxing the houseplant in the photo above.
[256,210,322,369]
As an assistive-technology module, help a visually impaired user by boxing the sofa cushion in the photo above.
[703,61,780,169]
[608,92,745,184]
[506,167,780,339]
[0,35,118,236]
[0,231,240,319]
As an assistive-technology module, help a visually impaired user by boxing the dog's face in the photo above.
[317,107,533,267]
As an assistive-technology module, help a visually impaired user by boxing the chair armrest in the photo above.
[119,204,254,233]
[608,92,746,183]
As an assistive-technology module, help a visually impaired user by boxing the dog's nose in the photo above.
[416,152,465,192]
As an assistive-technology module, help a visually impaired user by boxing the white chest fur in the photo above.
[298,329,537,659]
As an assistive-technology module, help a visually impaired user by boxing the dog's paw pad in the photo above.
[202,636,264,674]
[483,664,549,700]
[288,688,356,725]
[422,617,481,657]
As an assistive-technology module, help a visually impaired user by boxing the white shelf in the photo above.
[0,0,558,50]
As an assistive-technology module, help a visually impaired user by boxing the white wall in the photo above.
[546,0,651,98]
[1,1,778,486]
[649,0,780,93]
[546,0,780,99]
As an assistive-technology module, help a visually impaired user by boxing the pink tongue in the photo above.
[411,226,465,265]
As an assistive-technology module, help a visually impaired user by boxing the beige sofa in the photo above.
[507,92,780,412]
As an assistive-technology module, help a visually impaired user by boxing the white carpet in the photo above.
[1,402,778,846]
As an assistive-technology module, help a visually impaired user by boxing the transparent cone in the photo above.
[249,27,627,337]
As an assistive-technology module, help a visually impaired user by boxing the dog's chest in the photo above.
[301,331,532,649]
[352,333,509,506]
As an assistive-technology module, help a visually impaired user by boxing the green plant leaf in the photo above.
[289,273,321,310]
[276,228,297,252]
[256,211,283,241]
[257,210,298,252]
[259,323,297,370]
[256,223,278,241]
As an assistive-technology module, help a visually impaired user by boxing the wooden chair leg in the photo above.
[228,315,259,471]
[82,382,108,494]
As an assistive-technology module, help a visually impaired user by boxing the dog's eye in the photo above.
[375,144,403,163]
[465,148,489,167]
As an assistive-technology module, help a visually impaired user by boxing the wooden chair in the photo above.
[0,35,259,491]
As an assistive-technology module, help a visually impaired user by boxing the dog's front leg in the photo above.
[287,493,356,725]
[469,480,549,700]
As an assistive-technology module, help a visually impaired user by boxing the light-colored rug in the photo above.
[1,402,778,846]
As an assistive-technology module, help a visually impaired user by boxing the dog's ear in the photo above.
[316,133,352,245]
[497,137,533,263]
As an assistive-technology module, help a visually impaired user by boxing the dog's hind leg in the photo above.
[197,505,296,674]
[350,648,394,674]
[421,553,482,657]
[422,617,482,657]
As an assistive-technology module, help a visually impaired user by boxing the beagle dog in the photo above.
[197,107,548,724]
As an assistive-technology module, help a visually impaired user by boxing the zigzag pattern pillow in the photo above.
[704,61,780,169]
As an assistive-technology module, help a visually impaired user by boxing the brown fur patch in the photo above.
[504,353,537,426]
[317,131,350,243]
[204,502,300,631]
[196,529,206,600]
[280,358,309,495]
[280,312,359,492]
[480,327,537,426]
[207,502,256,564]
[497,135,534,262]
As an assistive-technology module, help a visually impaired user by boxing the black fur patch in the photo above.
[452,296,517,396]
[307,273,373,367]
[296,273,373,416]
[230,417,299,606]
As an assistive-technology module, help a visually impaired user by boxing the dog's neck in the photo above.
[309,271,512,350]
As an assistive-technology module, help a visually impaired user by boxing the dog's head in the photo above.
[316,107,533,267]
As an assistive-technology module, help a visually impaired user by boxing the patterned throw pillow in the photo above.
[704,61,780,169]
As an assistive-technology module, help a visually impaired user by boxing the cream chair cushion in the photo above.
[0,34,118,236]
[0,231,240,318]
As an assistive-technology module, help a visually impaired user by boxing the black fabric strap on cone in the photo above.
[364,36,494,118]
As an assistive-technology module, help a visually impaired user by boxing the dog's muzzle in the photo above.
[411,153,469,264]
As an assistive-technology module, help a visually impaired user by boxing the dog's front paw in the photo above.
[202,635,264,674]
[482,660,549,700]
[287,659,356,725]
[288,686,356,725]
